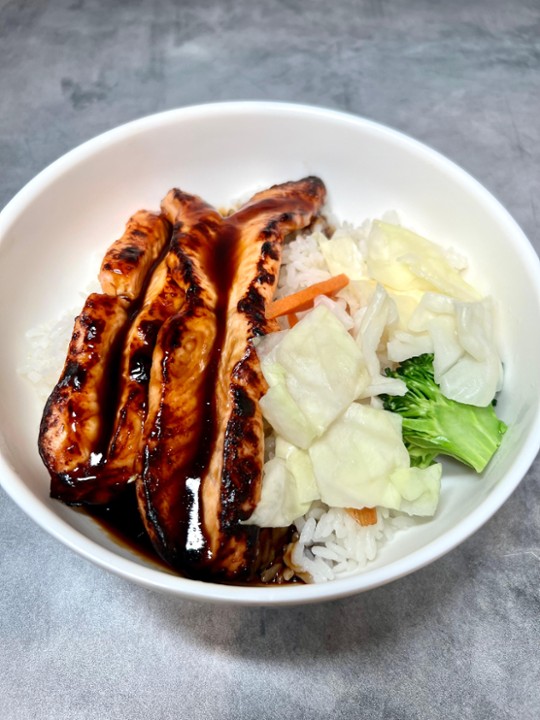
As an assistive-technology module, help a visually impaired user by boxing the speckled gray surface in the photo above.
[1,1,539,718]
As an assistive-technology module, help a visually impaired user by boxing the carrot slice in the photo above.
[347,507,378,527]
[267,274,350,319]
[287,312,299,328]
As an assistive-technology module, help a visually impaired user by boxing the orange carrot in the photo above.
[347,507,378,527]
[287,312,299,328]
[267,274,350,319]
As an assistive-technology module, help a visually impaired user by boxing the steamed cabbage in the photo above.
[248,215,503,531]
[367,220,480,301]
[309,403,441,516]
[257,304,370,447]
[408,293,502,406]
[247,404,442,527]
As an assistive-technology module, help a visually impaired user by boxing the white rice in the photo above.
[286,503,415,583]
[18,279,100,401]
[19,311,78,401]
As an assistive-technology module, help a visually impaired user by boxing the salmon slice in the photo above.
[99,193,220,502]
[199,176,327,580]
[41,210,172,505]
[136,190,222,568]
[40,293,131,503]
[99,210,170,300]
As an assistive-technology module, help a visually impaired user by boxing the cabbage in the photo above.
[308,403,441,515]
[243,457,310,528]
[367,221,480,301]
[354,284,398,376]
[259,383,317,450]
[353,284,407,398]
[257,304,370,447]
[428,315,464,378]
[313,294,354,330]
[248,218,496,528]
[408,293,502,406]
[246,404,441,527]
[337,277,377,315]
[388,465,442,516]
[388,289,426,330]
[318,230,366,280]
[244,439,319,527]
[455,300,496,362]
[387,330,434,363]
[275,437,319,506]
[438,353,503,407]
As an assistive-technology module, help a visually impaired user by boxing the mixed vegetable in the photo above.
[246,217,507,529]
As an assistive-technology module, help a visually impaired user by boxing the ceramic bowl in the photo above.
[1,102,539,605]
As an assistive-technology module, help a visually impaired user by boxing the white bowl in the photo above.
[1,102,539,605]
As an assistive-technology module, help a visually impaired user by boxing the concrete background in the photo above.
[1,1,539,718]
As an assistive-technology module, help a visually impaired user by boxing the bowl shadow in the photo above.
[146,548,471,664]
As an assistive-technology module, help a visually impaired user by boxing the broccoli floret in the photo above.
[381,354,507,473]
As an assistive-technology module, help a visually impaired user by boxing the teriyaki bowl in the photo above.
[0,101,539,605]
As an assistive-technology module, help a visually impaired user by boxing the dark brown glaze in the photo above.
[99,194,219,497]
[95,262,184,497]
[39,293,131,503]
[198,176,327,581]
[43,178,327,584]
[133,179,325,579]
[136,190,222,571]
[87,485,298,584]
[84,483,167,569]
[99,211,171,300]
[40,210,173,506]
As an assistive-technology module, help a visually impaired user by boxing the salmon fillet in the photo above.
[199,176,327,580]
[99,210,170,300]
[136,190,222,568]
[100,193,221,505]
[40,293,131,503]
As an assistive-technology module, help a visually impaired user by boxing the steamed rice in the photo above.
[18,276,101,401]
[288,503,415,583]
[20,315,77,400]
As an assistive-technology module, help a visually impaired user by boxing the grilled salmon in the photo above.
[199,176,327,580]
[99,211,170,300]
[136,190,222,569]
[41,177,328,585]
[40,293,131,503]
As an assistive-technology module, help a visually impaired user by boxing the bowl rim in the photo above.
[1,100,540,606]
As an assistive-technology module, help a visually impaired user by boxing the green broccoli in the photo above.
[381,354,507,473]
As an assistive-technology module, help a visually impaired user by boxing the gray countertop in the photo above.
[1,1,539,718]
